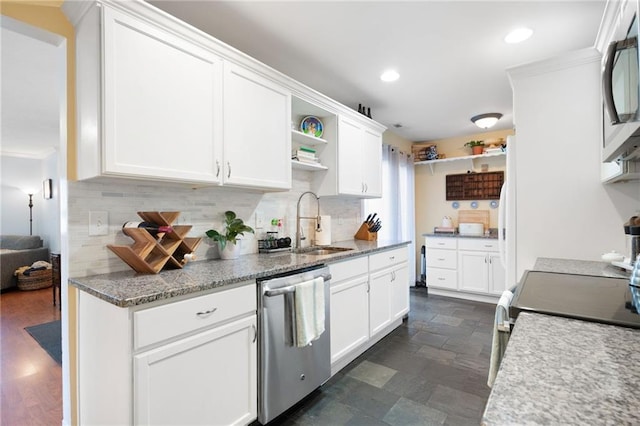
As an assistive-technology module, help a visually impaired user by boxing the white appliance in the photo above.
[458,223,484,236]
[498,136,517,291]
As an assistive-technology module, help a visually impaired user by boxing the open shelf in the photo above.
[414,151,506,174]
[291,159,328,171]
[291,129,328,146]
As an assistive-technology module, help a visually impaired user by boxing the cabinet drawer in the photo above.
[427,268,457,290]
[425,237,457,250]
[458,238,499,252]
[329,256,368,283]
[426,248,457,269]
[134,284,256,350]
[369,247,408,272]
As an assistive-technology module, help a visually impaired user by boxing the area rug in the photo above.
[25,320,62,365]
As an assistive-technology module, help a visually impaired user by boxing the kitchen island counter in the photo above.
[69,239,409,307]
[534,257,629,279]
[482,311,640,425]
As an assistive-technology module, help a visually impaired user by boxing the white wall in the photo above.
[67,170,363,278]
[1,155,44,236]
[509,48,640,279]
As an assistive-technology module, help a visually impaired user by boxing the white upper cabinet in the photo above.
[223,63,291,190]
[77,4,224,183]
[329,115,382,198]
[69,1,385,190]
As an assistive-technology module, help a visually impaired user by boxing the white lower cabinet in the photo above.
[134,315,257,425]
[328,245,410,373]
[390,264,410,320]
[77,283,257,426]
[369,268,392,336]
[330,274,369,364]
[425,237,458,290]
[426,236,505,299]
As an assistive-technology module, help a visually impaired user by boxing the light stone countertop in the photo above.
[69,239,409,307]
[482,312,640,425]
[534,257,630,279]
[422,230,498,239]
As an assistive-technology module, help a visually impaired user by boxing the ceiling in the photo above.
[149,0,606,142]
[0,1,607,160]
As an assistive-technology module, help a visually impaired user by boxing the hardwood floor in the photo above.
[0,287,494,426]
[1,287,62,425]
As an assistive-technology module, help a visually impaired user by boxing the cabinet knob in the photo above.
[227,162,231,178]
[216,161,220,178]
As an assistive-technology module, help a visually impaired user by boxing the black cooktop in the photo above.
[510,270,640,329]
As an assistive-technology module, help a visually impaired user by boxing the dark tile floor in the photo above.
[274,288,496,426]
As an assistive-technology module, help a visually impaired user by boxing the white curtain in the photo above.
[364,144,416,285]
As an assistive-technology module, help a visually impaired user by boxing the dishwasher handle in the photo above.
[264,273,331,297]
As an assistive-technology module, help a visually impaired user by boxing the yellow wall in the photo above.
[0,2,78,424]
[413,129,514,266]
[383,129,413,153]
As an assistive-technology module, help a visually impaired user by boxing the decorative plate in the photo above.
[300,116,324,138]
[470,201,478,209]
[490,200,499,209]
[452,201,460,209]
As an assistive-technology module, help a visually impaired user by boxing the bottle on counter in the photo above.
[122,221,173,236]
[180,253,196,265]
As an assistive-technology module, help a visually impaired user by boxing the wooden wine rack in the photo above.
[107,211,202,274]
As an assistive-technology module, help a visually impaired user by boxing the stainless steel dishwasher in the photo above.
[257,265,331,424]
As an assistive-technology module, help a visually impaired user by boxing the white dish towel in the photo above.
[294,277,325,347]
[487,289,513,388]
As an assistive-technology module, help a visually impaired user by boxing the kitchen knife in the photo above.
[372,222,382,232]
[365,213,372,224]
[369,213,377,225]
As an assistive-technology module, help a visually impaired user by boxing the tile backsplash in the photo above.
[68,171,362,277]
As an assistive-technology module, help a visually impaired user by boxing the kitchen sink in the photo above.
[295,246,353,256]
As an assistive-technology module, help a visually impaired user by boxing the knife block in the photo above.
[354,222,377,241]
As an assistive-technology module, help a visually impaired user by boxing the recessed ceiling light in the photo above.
[504,27,533,44]
[380,70,400,82]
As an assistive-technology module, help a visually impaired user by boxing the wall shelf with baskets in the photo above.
[107,211,201,274]
[414,151,505,175]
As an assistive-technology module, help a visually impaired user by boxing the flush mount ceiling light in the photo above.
[380,70,400,82]
[471,113,503,129]
[504,27,533,44]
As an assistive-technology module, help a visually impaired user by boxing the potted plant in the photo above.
[206,211,254,260]
[464,140,485,155]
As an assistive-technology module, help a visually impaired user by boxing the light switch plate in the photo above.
[89,211,108,236]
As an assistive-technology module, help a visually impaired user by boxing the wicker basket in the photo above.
[17,269,53,291]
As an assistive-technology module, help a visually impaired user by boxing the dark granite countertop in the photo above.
[69,239,409,307]
[422,231,498,240]
[482,312,640,425]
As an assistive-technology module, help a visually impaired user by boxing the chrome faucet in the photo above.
[296,191,322,248]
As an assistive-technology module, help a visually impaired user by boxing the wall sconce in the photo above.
[471,113,503,129]
[43,179,53,200]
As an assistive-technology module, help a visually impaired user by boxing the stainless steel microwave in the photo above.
[603,8,640,162]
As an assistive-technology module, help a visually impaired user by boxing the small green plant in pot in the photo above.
[206,211,254,260]
[464,140,485,155]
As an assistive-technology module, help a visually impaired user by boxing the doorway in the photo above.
[0,14,69,425]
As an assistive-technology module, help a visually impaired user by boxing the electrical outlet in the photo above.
[179,212,192,225]
[255,211,264,229]
[89,211,108,236]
